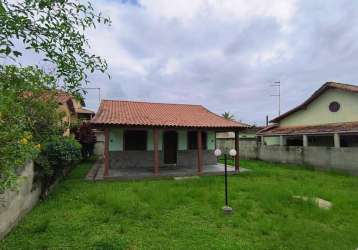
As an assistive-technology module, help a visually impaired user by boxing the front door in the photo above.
[164,131,178,164]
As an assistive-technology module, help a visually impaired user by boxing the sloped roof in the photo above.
[91,100,249,129]
[54,91,72,104]
[257,121,358,135]
[76,107,95,114]
[271,82,358,123]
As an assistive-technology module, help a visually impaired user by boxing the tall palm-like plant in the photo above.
[222,112,234,120]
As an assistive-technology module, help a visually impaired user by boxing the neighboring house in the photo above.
[90,100,248,177]
[54,91,95,135]
[216,126,262,150]
[258,82,358,148]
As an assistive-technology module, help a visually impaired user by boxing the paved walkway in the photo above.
[87,161,250,181]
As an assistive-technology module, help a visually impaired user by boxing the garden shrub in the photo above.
[75,122,97,159]
[36,136,82,176]
[0,65,66,192]
[36,136,82,196]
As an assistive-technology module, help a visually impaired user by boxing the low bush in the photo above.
[36,136,82,195]
[75,122,97,159]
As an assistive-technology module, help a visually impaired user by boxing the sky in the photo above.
[11,0,358,125]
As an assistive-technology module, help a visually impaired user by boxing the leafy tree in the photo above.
[0,65,64,142]
[222,112,235,120]
[0,0,110,93]
[0,65,64,192]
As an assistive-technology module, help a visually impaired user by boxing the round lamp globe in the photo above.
[214,148,222,157]
[229,149,237,157]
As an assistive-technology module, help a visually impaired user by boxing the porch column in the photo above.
[235,130,240,172]
[303,135,308,147]
[334,133,341,148]
[261,135,265,146]
[197,130,203,175]
[104,127,110,177]
[153,128,160,175]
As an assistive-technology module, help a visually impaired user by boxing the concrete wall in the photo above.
[0,161,41,239]
[239,144,358,175]
[109,150,216,169]
[109,151,161,168]
[263,136,280,146]
[109,128,123,151]
[216,138,235,151]
[216,139,258,159]
[207,131,216,150]
[94,130,104,157]
[280,89,358,127]
[239,141,259,159]
[177,150,216,167]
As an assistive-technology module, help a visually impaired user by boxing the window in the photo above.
[286,136,303,146]
[188,131,207,150]
[124,130,147,151]
[329,101,340,112]
[308,135,334,147]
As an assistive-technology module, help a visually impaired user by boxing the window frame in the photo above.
[187,131,207,150]
[123,130,148,151]
[329,101,340,112]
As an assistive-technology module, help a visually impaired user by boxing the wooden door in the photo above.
[164,131,178,164]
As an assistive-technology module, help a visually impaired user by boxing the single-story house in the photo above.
[258,82,358,148]
[90,100,248,177]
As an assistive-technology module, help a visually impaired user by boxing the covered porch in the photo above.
[258,121,358,148]
[90,100,248,180]
[101,127,242,179]
[90,162,249,180]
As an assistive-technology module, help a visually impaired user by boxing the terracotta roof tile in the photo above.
[257,122,358,135]
[91,100,249,129]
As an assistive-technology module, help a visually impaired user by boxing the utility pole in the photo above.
[271,81,281,116]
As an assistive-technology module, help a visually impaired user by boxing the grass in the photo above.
[1,160,358,250]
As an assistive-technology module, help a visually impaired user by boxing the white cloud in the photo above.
[141,0,297,28]
[81,0,358,125]
[160,58,181,75]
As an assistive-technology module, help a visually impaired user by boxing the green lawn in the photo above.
[2,160,358,250]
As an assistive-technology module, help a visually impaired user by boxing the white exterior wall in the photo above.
[280,89,358,127]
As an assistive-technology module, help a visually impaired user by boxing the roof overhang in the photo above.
[257,122,358,136]
[90,123,248,131]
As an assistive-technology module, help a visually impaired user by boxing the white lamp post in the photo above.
[215,148,236,214]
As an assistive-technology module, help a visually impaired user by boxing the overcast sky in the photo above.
[14,0,358,125]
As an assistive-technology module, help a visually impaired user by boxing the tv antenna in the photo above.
[270,81,281,116]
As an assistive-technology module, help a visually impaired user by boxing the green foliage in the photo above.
[222,111,234,120]
[0,112,38,192]
[2,160,358,249]
[75,122,97,159]
[0,0,110,93]
[36,136,82,176]
[0,65,63,192]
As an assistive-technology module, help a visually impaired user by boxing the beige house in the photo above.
[54,91,95,136]
[258,82,358,148]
